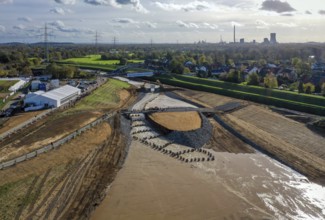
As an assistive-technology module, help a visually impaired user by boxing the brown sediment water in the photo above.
[91,141,325,220]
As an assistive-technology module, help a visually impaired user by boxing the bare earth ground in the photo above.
[0,122,112,220]
[173,88,247,108]
[174,88,325,184]
[223,111,325,184]
[149,111,202,131]
[205,119,254,154]
[0,111,101,162]
[230,105,325,160]
[0,110,47,134]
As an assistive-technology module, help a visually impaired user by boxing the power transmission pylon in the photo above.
[113,36,117,47]
[41,23,54,63]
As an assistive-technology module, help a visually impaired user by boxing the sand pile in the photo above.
[149,111,201,131]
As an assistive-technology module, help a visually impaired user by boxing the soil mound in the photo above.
[148,111,202,131]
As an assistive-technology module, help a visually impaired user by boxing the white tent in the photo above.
[24,85,81,111]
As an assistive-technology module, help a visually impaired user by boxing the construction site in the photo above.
[0,77,324,220]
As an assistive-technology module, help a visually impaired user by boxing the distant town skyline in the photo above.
[0,0,324,44]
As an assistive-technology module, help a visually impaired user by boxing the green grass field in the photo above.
[63,55,144,65]
[63,54,143,65]
[69,78,130,112]
[64,55,119,65]
[60,63,118,71]
[128,60,145,63]
[0,80,19,110]
[0,80,18,92]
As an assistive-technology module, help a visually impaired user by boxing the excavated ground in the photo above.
[0,116,129,220]
[173,88,325,184]
[0,80,137,220]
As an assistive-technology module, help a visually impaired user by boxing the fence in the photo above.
[0,112,115,170]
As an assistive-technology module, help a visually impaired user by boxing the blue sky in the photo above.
[0,0,324,43]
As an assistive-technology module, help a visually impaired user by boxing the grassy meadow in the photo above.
[69,78,130,112]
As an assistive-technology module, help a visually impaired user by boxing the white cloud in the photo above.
[50,7,65,15]
[255,19,269,29]
[84,0,110,6]
[0,25,6,32]
[202,22,218,30]
[144,21,157,28]
[276,22,297,28]
[48,20,94,36]
[13,24,25,30]
[0,0,12,4]
[18,17,32,22]
[114,0,148,13]
[155,1,216,12]
[231,21,243,27]
[54,0,76,5]
[112,18,137,24]
[50,7,72,15]
[84,0,148,13]
[217,0,256,8]
[49,20,80,32]
[111,18,158,29]
[176,20,199,29]
[176,21,219,30]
